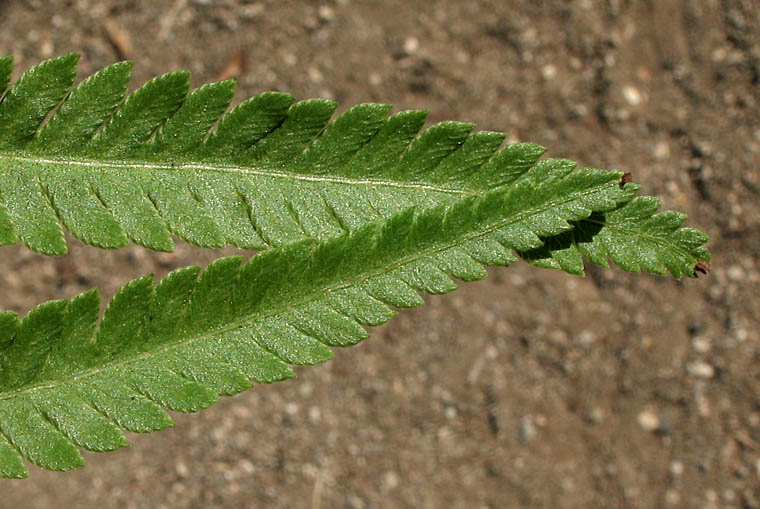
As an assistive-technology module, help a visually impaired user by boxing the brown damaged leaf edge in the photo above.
[694,260,711,275]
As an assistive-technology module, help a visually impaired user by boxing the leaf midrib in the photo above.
[0,180,619,402]
[0,153,476,196]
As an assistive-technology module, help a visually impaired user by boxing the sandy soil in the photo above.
[0,0,758,507]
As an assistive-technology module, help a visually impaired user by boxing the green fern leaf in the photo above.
[519,193,711,278]
[0,163,634,477]
[0,55,707,277]
[0,54,537,255]
[0,55,711,477]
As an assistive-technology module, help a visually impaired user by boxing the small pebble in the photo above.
[317,5,335,22]
[687,361,715,379]
[403,36,420,55]
[382,470,399,491]
[585,407,604,424]
[238,459,255,474]
[622,85,643,106]
[40,35,53,57]
[308,67,324,84]
[519,416,537,443]
[712,47,728,62]
[576,330,597,348]
[637,410,660,432]
[541,64,557,80]
[240,3,264,19]
[654,140,671,160]
[696,390,711,417]
[669,460,684,477]
[692,337,711,353]
[175,461,189,478]
[368,72,382,86]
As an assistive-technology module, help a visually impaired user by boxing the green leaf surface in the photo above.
[520,192,712,278]
[0,55,711,478]
[0,162,631,476]
[0,55,708,278]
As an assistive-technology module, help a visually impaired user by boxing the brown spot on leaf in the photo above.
[694,261,711,275]
[620,172,633,188]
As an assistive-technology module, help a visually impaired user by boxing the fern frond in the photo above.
[0,163,632,477]
[0,55,531,255]
[0,55,707,277]
[0,54,713,478]
[519,190,711,278]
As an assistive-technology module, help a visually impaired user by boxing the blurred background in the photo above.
[0,0,758,507]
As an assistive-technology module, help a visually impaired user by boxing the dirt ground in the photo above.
[0,0,758,507]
